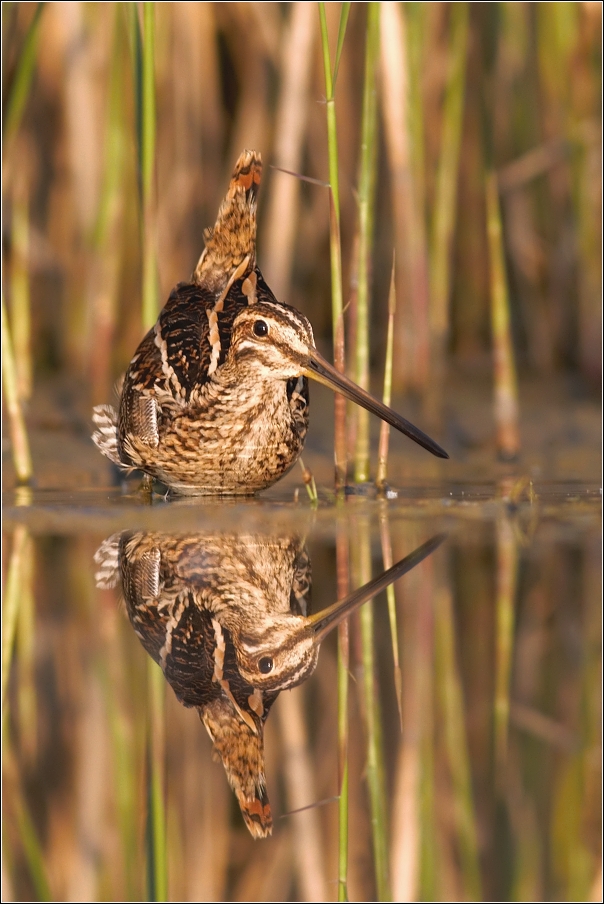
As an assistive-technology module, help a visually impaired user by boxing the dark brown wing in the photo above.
[118,532,220,708]
[122,269,279,400]
[156,282,217,394]
[116,281,231,457]
[116,262,282,464]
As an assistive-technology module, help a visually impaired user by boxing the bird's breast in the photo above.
[136,374,309,494]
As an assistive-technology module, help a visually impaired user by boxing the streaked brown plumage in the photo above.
[95,530,312,838]
[92,150,448,494]
[94,529,444,838]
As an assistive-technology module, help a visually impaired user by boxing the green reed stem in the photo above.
[404,2,430,390]
[319,2,350,489]
[318,3,350,222]
[355,525,390,901]
[337,756,349,901]
[377,265,403,730]
[2,527,30,711]
[434,582,482,899]
[354,2,380,483]
[10,183,32,401]
[90,8,127,400]
[429,2,469,350]
[146,660,167,902]
[141,4,156,201]
[494,513,519,780]
[335,525,350,902]
[3,3,44,143]
[379,511,403,730]
[94,5,131,256]
[2,295,33,484]
[141,1,158,330]
[479,12,520,459]
[361,606,390,902]
[94,13,126,247]
[332,2,351,89]
[99,658,140,900]
[320,9,352,895]
[136,2,159,330]
[16,536,36,761]
[485,172,520,460]
[377,257,396,487]
[13,786,52,901]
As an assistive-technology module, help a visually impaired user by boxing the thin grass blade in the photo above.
[13,788,52,901]
[353,521,391,900]
[494,512,519,778]
[9,179,32,401]
[146,659,168,902]
[377,256,396,487]
[353,2,380,483]
[379,511,402,730]
[332,2,351,88]
[319,2,350,488]
[1,296,32,484]
[141,2,158,330]
[3,2,45,143]
[435,579,483,898]
[336,524,350,902]
[486,172,520,459]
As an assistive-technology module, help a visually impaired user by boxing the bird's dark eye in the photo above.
[253,320,269,338]
[258,656,273,674]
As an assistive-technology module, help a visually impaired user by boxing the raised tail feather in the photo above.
[193,149,262,294]
[201,696,272,839]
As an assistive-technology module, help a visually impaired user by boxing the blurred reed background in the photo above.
[2,3,602,903]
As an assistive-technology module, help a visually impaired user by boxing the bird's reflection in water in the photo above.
[94,531,444,838]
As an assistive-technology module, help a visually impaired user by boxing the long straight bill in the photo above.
[309,534,447,642]
[305,348,449,459]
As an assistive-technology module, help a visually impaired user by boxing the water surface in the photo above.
[3,480,601,901]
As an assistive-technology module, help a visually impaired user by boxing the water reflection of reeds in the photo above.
[2,511,600,901]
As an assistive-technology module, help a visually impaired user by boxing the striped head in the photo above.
[233,614,319,692]
[227,301,316,381]
[226,296,449,459]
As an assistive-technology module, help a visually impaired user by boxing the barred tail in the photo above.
[92,404,124,467]
[93,533,122,589]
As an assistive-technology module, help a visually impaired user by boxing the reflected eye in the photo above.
[253,320,269,338]
[258,656,273,674]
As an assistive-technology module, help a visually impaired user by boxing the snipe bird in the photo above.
[92,150,448,494]
[95,530,444,838]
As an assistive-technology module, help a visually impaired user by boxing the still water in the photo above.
[2,481,601,902]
